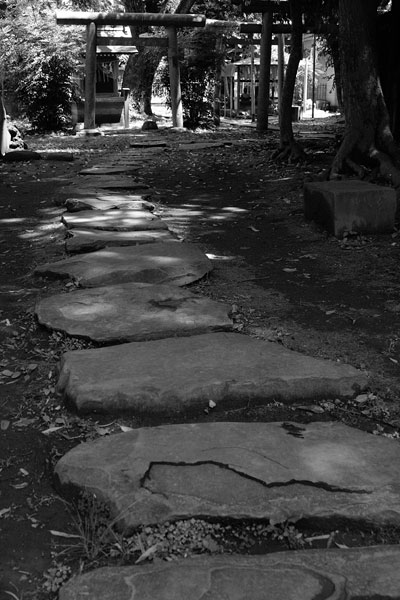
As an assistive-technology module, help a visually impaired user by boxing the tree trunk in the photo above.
[378,1,400,143]
[122,0,196,114]
[330,0,400,186]
[273,0,305,162]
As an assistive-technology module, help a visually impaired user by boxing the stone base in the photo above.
[304,180,396,237]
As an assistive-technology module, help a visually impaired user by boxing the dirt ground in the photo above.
[1,116,400,599]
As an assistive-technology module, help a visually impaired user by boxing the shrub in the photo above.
[18,55,77,132]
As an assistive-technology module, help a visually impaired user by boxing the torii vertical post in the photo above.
[250,38,256,122]
[277,33,285,118]
[85,22,97,130]
[256,7,273,132]
[166,27,183,128]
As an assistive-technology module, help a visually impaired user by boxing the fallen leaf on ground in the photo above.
[120,425,133,432]
[14,418,37,428]
[42,426,64,435]
[50,530,81,539]
[135,543,159,564]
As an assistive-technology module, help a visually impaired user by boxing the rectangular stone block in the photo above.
[304,180,396,237]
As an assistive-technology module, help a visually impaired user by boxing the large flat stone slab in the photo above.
[58,546,400,600]
[79,166,140,175]
[64,196,154,212]
[55,421,399,529]
[56,332,367,414]
[35,242,213,287]
[74,178,150,191]
[35,283,232,343]
[130,140,168,148]
[65,228,177,253]
[304,180,396,237]
[61,209,167,231]
[177,141,231,151]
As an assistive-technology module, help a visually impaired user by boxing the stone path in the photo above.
[31,130,400,598]
[61,209,167,231]
[35,242,212,287]
[65,228,177,253]
[55,421,400,529]
[56,333,366,414]
[35,283,232,343]
[64,196,153,212]
[58,546,400,600]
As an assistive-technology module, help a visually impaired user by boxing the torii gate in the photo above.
[56,6,288,133]
[56,11,206,130]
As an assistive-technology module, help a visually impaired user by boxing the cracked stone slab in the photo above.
[57,549,400,600]
[65,228,177,253]
[35,283,232,343]
[35,242,213,287]
[56,332,366,415]
[64,196,154,212]
[55,421,399,529]
[61,209,167,232]
[58,546,400,600]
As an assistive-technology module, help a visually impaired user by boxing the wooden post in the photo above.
[256,8,273,132]
[166,26,183,128]
[312,34,316,118]
[236,65,240,113]
[303,52,308,116]
[122,88,130,128]
[277,33,285,118]
[213,36,223,126]
[84,22,97,130]
[250,40,256,122]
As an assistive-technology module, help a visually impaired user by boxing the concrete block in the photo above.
[304,180,396,237]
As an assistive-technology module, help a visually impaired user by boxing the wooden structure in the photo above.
[57,5,293,132]
[56,11,206,129]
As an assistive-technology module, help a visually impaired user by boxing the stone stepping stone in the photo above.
[65,229,177,253]
[61,210,167,232]
[35,283,232,343]
[56,332,366,415]
[64,196,154,213]
[130,140,168,148]
[79,166,140,175]
[177,141,231,151]
[69,178,150,191]
[91,179,151,191]
[128,147,167,155]
[35,242,212,288]
[58,546,400,600]
[55,421,398,530]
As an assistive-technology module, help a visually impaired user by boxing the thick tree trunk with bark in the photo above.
[122,0,196,115]
[273,0,305,162]
[378,1,400,144]
[330,0,400,186]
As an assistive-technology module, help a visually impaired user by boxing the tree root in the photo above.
[272,140,306,163]
[330,137,400,190]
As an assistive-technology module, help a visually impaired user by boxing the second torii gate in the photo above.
[56,11,206,130]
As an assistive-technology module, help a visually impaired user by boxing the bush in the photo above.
[18,55,77,132]
[155,30,223,130]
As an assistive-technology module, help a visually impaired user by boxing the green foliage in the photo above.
[18,55,77,132]
[0,1,83,130]
[156,29,225,129]
[0,0,118,130]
